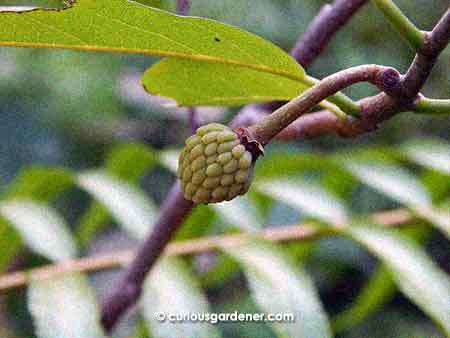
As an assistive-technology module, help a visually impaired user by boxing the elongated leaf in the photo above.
[345,224,450,334]
[142,257,220,338]
[4,166,74,201]
[143,58,308,106]
[344,162,431,206]
[226,241,331,338]
[213,196,262,232]
[332,265,396,332]
[0,200,76,261]
[158,149,180,174]
[256,178,348,225]
[344,162,450,237]
[0,0,305,83]
[28,273,107,338]
[77,143,156,243]
[402,139,450,175]
[0,167,73,270]
[77,171,157,239]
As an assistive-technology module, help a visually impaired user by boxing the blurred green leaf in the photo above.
[213,196,263,232]
[143,58,308,106]
[104,143,157,182]
[344,162,431,206]
[402,139,450,175]
[28,273,107,338]
[77,171,157,239]
[344,161,450,237]
[0,200,76,261]
[345,224,450,334]
[0,0,306,102]
[256,178,348,225]
[141,257,221,338]
[332,264,396,333]
[77,144,156,243]
[174,204,215,241]
[158,149,180,174]
[255,152,346,179]
[0,167,73,270]
[226,240,332,338]
[3,166,73,201]
[332,223,432,333]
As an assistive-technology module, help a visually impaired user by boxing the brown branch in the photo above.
[176,0,190,16]
[400,7,450,99]
[249,65,396,145]
[290,0,368,68]
[243,0,369,116]
[101,182,193,331]
[0,208,413,293]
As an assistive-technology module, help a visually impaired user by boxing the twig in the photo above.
[249,65,396,145]
[290,0,368,68]
[0,208,413,292]
[176,0,190,16]
[372,0,424,50]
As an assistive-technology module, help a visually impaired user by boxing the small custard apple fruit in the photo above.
[178,123,255,204]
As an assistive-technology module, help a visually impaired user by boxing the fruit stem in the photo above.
[248,65,395,146]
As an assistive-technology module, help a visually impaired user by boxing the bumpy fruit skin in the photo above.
[178,123,254,204]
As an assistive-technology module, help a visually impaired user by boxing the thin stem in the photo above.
[372,0,425,50]
[413,96,450,115]
[176,0,190,16]
[0,208,413,292]
[249,65,391,145]
[303,75,360,116]
[401,7,450,98]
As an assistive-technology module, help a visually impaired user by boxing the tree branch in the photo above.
[0,208,413,292]
[101,182,193,331]
[290,0,368,68]
[372,0,424,50]
[249,65,397,145]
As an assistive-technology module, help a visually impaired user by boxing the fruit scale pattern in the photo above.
[178,123,254,204]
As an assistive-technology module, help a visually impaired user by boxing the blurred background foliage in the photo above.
[0,0,449,337]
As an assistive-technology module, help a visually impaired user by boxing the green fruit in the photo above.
[178,123,254,204]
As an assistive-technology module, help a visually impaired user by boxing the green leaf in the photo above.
[0,0,305,83]
[4,166,74,201]
[256,178,349,225]
[158,149,180,174]
[104,143,157,181]
[0,167,73,270]
[174,204,215,241]
[77,143,156,243]
[332,264,396,332]
[141,257,221,338]
[77,171,157,239]
[226,241,331,338]
[28,273,107,338]
[343,161,450,237]
[143,58,308,106]
[213,196,262,232]
[345,224,450,334]
[402,138,450,175]
[332,224,432,333]
[344,161,431,206]
[0,200,77,261]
